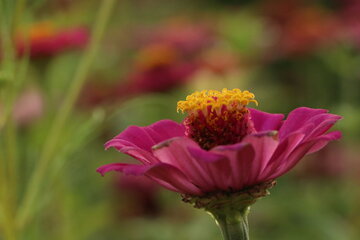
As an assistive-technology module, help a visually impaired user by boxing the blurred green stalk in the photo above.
[16,0,117,230]
[0,0,26,239]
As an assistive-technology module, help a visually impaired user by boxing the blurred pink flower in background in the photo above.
[297,142,348,179]
[121,62,197,94]
[338,0,360,48]
[114,174,161,218]
[78,80,116,108]
[98,89,342,196]
[117,20,215,95]
[13,87,44,126]
[16,22,90,58]
[198,48,240,75]
[262,0,339,57]
[119,43,198,95]
[80,19,215,107]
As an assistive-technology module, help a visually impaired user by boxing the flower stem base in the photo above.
[211,206,250,240]
[182,180,276,240]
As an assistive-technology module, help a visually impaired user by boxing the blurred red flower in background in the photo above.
[117,20,215,95]
[118,43,199,95]
[80,19,215,107]
[198,48,240,75]
[113,174,161,218]
[338,0,360,48]
[262,0,339,57]
[297,142,348,180]
[16,22,90,58]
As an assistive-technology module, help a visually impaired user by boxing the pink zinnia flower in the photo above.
[13,87,44,126]
[98,89,342,196]
[16,22,89,58]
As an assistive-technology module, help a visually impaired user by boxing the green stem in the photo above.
[183,182,275,240]
[4,121,18,212]
[16,0,117,229]
[210,206,250,240]
[0,0,25,238]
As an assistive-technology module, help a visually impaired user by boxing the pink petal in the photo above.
[145,163,203,195]
[249,108,284,131]
[107,126,157,152]
[96,163,129,176]
[268,131,342,179]
[105,140,158,164]
[187,147,226,163]
[279,107,328,140]
[97,162,202,195]
[261,132,305,180]
[306,130,342,154]
[287,113,342,141]
[105,139,137,150]
[152,137,221,192]
[148,119,186,139]
[212,143,255,190]
[104,120,185,164]
[303,114,342,141]
[187,147,230,191]
[241,131,280,185]
[107,120,185,152]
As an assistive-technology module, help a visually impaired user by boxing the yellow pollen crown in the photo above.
[177,88,258,113]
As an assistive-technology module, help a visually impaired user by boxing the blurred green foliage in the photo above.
[0,0,359,239]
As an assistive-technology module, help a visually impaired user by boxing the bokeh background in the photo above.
[0,0,359,239]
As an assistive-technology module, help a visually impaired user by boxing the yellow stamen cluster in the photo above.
[177,88,257,113]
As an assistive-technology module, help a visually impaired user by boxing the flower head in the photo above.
[177,89,257,149]
[16,22,90,58]
[120,19,214,94]
[98,89,342,197]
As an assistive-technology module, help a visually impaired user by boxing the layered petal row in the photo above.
[98,107,342,196]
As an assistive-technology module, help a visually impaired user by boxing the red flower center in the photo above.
[177,89,257,150]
